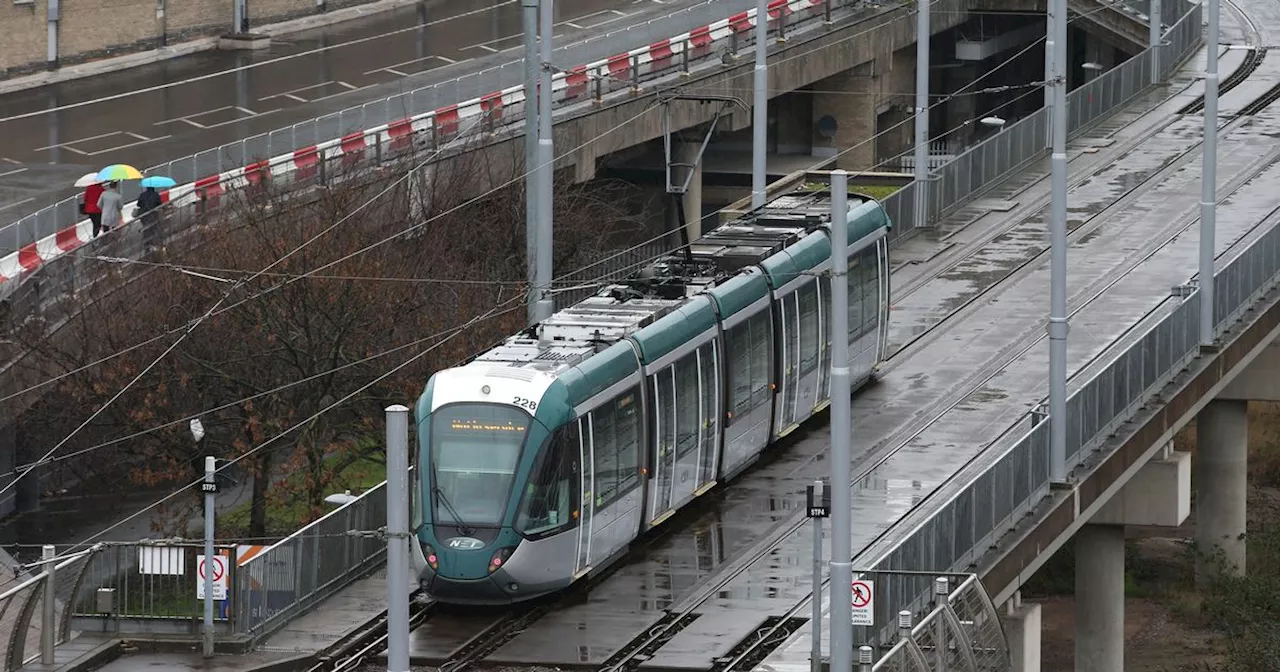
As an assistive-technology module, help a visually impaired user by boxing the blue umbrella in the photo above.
[140,176,177,189]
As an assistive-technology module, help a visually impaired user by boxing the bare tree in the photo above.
[7,135,658,539]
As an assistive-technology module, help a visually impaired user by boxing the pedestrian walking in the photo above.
[83,181,105,236]
[97,181,124,235]
[135,186,162,226]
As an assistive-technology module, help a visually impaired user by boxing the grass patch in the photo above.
[800,182,903,201]
[217,457,387,539]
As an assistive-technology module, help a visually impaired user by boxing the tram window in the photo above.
[725,321,753,420]
[748,312,771,410]
[614,388,641,493]
[865,246,881,334]
[698,342,718,480]
[798,282,819,375]
[515,424,578,537]
[591,404,618,507]
[674,354,700,457]
[847,256,864,342]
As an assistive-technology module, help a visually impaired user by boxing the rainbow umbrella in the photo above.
[95,164,144,182]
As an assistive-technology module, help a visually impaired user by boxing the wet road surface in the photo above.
[0,0,750,222]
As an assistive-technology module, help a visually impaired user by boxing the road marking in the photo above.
[154,105,275,130]
[0,167,28,179]
[562,9,630,30]
[0,198,35,213]
[0,0,519,124]
[1,158,19,165]
[363,55,463,78]
[259,81,339,103]
[34,130,172,157]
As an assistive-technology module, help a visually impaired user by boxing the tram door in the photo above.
[574,416,594,577]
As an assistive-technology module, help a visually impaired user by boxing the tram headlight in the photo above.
[422,543,438,570]
[488,547,516,574]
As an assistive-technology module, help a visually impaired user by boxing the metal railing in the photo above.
[233,479,389,638]
[870,574,1008,671]
[68,542,238,627]
[1,548,94,671]
[1,0,864,259]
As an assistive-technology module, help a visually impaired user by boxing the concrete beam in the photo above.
[1091,448,1190,527]
[956,23,1044,61]
[1218,339,1280,400]
[970,0,1149,53]
[557,0,975,181]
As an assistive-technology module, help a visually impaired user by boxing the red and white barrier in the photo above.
[0,0,829,290]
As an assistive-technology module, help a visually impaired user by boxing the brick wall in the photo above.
[0,1,49,78]
[811,45,917,171]
[0,0,387,81]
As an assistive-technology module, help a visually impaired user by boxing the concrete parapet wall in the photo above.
[559,0,975,181]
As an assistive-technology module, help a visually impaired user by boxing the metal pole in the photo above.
[535,0,555,322]
[857,645,873,672]
[751,0,768,209]
[40,545,55,664]
[912,0,929,227]
[934,577,949,671]
[203,455,215,658]
[1149,0,1162,81]
[828,170,853,672]
[1047,0,1069,483]
[810,480,824,672]
[46,0,59,69]
[233,0,244,33]
[386,405,411,672]
[1199,0,1219,346]
[522,0,540,325]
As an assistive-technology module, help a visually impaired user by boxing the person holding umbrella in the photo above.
[134,175,175,226]
[92,164,143,237]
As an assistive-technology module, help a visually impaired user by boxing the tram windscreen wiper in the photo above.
[433,486,476,536]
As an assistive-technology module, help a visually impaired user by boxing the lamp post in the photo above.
[980,115,1007,132]
[1047,0,1069,484]
[195,418,214,659]
[1200,0,1220,346]
[325,490,358,506]
[751,0,768,208]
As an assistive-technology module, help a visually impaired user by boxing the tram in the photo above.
[411,189,893,604]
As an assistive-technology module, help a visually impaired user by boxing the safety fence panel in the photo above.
[233,480,388,637]
[68,543,237,624]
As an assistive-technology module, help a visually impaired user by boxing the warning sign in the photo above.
[196,554,229,601]
[851,579,874,626]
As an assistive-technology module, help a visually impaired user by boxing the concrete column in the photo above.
[677,142,704,239]
[1195,399,1248,584]
[1001,592,1042,672]
[1074,524,1124,672]
[811,69,877,170]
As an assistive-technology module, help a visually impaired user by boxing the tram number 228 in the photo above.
[513,397,538,412]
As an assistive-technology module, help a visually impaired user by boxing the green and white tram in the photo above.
[412,190,892,604]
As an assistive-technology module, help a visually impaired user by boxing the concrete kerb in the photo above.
[0,0,428,97]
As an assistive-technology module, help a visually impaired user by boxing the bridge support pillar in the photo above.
[1074,523,1124,672]
[1195,399,1248,585]
[1000,591,1042,672]
[677,142,704,239]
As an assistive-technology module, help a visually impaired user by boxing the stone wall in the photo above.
[0,0,380,80]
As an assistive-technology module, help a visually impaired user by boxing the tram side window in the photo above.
[588,387,643,508]
[725,322,753,420]
[847,256,865,343]
[674,354,700,457]
[798,281,820,376]
[748,311,771,409]
[860,246,879,337]
[591,408,617,508]
[515,424,578,537]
